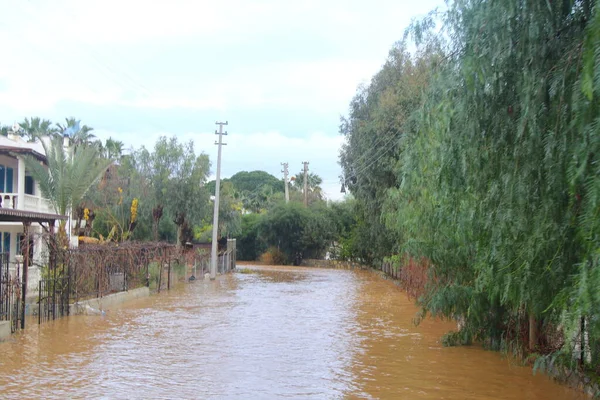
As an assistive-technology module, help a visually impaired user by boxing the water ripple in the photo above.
[0,266,585,399]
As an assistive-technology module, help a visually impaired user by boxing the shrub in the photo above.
[259,246,287,265]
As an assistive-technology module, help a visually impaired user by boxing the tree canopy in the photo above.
[339,0,600,374]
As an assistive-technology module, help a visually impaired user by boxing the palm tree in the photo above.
[105,137,124,159]
[23,136,113,240]
[93,139,105,156]
[56,117,95,147]
[292,172,323,195]
[19,117,57,142]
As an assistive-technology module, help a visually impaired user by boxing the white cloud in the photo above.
[2,0,444,203]
[11,1,243,45]
[0,0,443,116]
[121,96,227,111]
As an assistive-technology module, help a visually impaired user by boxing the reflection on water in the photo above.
[0,265,585,399]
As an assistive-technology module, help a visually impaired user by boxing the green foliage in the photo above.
[24,136,113,217]
[18,117,56,142]
[258,202,312,263]
[340,0,600,370]
[217,181,242,237]
[253,202,339,264]
[290,171,324,203]
[441,330,472,347]
[228,170,284,193]
[194,224,213,243]
[172,262,186,276]
[120,136,212,244]
[206,170,283,198]
[148,261,161,290]
[339,42,439,265]
[237,213,265,261]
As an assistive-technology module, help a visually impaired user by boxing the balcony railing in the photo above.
[0,193,54,214]
[0,193,17,209]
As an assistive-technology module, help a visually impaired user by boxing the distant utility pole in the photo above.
[302,161,309,207]
[281,162,289,203]
[210,121,228,280]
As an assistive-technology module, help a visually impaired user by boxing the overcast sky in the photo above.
[0,0,444,200]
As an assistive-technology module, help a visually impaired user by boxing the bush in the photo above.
[148,261,161,289]
[258,202,335,263]
[172,262,186,276]
[259,246,287,265]
[237,214,265,261]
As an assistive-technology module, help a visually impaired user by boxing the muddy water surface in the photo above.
[0,265,585,399]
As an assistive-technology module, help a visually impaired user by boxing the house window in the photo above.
[25,176,34,195]
[0,165,14,193]
[6,168,13,193]
[1,232,10,259]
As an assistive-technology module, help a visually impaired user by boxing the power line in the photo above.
[356,137,401,175]
[343,132,402,181]
[347,128,398,166]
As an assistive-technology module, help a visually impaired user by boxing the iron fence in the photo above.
[67,242,176,301]
[38,276,70,324]
[0,252,22,332]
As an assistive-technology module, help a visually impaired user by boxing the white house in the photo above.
[0,134,62,293]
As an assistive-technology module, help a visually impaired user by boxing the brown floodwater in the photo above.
[0,265,586,399]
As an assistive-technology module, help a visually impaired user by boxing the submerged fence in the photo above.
[0,239,237,331]
[68,242,175,301]
[0,253,21,333]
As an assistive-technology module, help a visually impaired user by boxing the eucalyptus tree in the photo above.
[132,136,211,245]
[339,42,439,265]
[217,181,242,238]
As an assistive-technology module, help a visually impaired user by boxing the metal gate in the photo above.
[38,275,70,324]
[0,252,22,332]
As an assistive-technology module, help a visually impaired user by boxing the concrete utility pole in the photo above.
[210,121,228,280]
[281,162,289,203]
[302,161,309,207]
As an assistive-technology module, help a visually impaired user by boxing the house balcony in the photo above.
[0,193,54,214]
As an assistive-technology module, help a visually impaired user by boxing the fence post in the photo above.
[167,257,171,290]
[157,252,163,293]
[38,280,41,325]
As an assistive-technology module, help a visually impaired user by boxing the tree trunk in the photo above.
[57,220,69,249]
[529,312,538,352]
[152,205,163,242]
[176,225,182,248]
[173,211,185,248]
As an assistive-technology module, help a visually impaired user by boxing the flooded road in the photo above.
[0,265,585,399]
